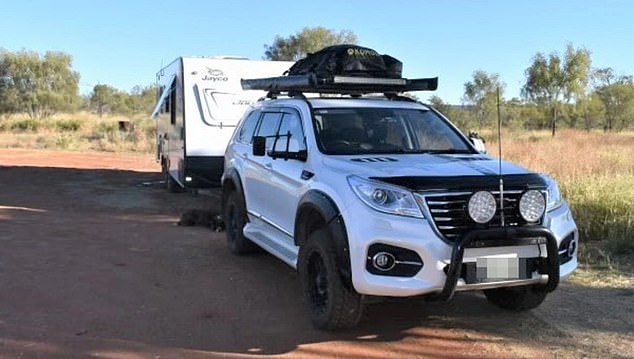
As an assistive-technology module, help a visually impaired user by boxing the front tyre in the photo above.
[483,285,548,311]
[223,191,257,254]
[297,230,363,330]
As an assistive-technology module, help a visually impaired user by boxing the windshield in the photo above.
[312,107,473,155]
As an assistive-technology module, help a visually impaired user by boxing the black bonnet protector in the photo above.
[371,173,547,192]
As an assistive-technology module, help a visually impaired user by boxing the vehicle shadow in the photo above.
[0,165,632,359]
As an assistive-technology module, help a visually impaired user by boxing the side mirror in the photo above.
[273,138,300,152]
[269,136,307,162]
[253,136,266,156]
[468,132,487,154]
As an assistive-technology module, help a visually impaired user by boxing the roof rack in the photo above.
[241,74,438,96]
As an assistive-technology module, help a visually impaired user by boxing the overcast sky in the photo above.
[2,0,633,103]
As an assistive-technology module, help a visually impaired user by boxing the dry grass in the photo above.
[0,112,156,153]
[485,129,634,267]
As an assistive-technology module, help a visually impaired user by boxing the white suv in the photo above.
[222,83,578,330]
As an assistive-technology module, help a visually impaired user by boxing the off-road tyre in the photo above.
[298,229,363,330]
[223,191,258,254]
[483,285,548,311]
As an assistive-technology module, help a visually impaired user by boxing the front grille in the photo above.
[424,190,542,241]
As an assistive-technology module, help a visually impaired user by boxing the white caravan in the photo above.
[152,57,292,191]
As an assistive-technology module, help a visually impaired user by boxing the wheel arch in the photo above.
[295,190,352,288]
[222,168,246,212]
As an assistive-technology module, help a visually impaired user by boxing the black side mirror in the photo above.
[253,136,266,156]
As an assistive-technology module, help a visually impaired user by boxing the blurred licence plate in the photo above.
[476,257,521,282]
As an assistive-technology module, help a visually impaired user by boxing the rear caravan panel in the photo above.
[154,58,185,187]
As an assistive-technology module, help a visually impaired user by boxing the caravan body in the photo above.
[153,57,292,189]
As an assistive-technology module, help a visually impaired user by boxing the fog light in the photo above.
[185,176,193,182]
[372,252,396,271]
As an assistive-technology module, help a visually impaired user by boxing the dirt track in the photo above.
[0,149,632,359]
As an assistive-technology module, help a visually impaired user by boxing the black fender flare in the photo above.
[295,190,352,287]
[221,168,246,213]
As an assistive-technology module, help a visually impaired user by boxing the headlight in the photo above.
[347,176,424,218]
[467,191,497,224]
[542,175,563,211]
[519,190,546,222]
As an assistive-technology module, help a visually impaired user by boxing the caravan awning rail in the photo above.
[240,75,438,95]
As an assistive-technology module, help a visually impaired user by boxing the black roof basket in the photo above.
[241,74,438,96]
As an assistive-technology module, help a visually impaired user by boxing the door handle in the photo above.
[241,152,248,159]
[264,163,273,169]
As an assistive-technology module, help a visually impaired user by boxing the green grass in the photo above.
[562,175,634,256]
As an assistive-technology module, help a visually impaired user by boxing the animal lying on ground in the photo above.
[178,209,225,232]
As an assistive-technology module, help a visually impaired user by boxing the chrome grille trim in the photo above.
[421,189,545,242]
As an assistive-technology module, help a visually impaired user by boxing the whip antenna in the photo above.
[497,87,504,227]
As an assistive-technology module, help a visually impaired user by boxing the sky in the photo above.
[2,0,633,104]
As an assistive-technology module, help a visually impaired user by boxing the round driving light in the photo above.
[372,252,396,271]
[468,191,497,224]
[519,190,546,223]
[371,189,388,204]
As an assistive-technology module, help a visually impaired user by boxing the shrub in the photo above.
[52,118,82,132]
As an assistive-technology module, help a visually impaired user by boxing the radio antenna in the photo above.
[497,86,505,227]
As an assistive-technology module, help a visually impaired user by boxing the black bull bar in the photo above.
[436,226,560,301]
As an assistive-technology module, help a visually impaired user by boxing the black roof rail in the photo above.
[241,74,438,96]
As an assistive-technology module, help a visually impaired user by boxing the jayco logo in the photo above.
[203,68,228,82]
[347,48,379,57]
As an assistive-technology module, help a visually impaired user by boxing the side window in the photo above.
[237,110,260,144]
[255,112,282,149]
[277,111,306,150]
[169,81,176,125]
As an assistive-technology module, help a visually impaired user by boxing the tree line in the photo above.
[265,28,634,135]
[0,49,156,119]
[2,28,634,135]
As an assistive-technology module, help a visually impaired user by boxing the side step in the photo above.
[243,222,298,269]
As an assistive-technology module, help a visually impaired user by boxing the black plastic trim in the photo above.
[366,243,423,277]
[373,173,547,192]
[184,156,224,187]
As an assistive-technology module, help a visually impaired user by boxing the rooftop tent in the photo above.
[286,44,402,78]
[241,45,438,95]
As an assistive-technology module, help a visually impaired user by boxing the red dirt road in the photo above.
[0,149,632,359]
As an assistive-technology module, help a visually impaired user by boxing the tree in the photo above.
[427,95,451,115]
[462,70,505,131]
[264,27,358,61]
[592,68,634,131]
[0,50,80,119]
[522,44,591,136]
[90,84,117,117]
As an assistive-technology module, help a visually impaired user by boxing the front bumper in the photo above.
[435,226,559,301]
[345,201,578,297]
